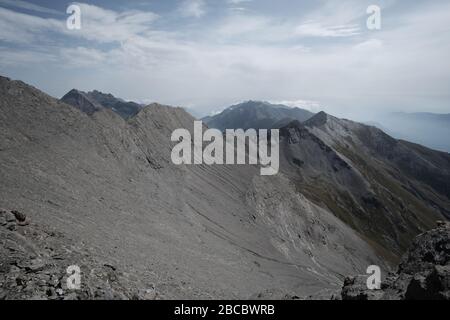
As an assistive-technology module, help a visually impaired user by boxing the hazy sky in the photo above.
[0,0,449,119]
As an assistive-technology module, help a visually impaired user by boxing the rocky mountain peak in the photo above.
[66,88,82,95]
[61,88,142,119]
[303,111,329,127]
[204,100,314,131]
[61,89,102,115]
[284,119,303,128]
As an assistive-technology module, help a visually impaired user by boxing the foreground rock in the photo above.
[341,221,450,300]
[0,209,157,300]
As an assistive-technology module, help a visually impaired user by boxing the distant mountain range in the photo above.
[202,100,314,131]
[61,89,143,119]
[1,75,449,299]
[371,112,450,153]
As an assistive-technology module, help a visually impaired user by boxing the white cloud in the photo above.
[353,39,383,51]
[70,3,159,43]
[295,21,360,37]
[0,1,450,117]
[271,100,323,112]
[300,0,368,27]
[0,7,64,43]
[0,4,159,45]
[0,47,57,66]
[227,0,252,4]
[227,0,252,13]
[178,0,206,18]
[0,0,62,15]
[59,47,108,67]
[217,14,271,36]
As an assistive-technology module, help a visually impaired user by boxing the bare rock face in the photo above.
[60,89,103,116]
[0,209,158,300]
[340,275,385,300]
[341,222,450,300]
[398,221,450,300]
[61,89,142,119]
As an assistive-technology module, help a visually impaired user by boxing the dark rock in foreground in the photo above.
[341,221,450,300]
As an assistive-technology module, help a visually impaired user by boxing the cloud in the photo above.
[0,3,159,45]
[227,0,252,4]
[59,46,108,67]
[0,7,64,44]
[300,0,368,27]
[295,21,360,37]
[217,14,271,36]
[178,0,206,18]
[0,0,62,15]
[227,0,252,13]
[0,47,57,66]
[271,100,323,112]
[0,0,449,117]
[70,3,159,43]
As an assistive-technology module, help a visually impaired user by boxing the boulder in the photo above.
[341,221,450,300]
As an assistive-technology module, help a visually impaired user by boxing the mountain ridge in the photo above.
[61,88,142,119]
[203,100,315,131]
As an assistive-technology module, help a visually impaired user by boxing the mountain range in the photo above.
[371,112,450,152]
[0,75,449,299]
[61,89,142,119]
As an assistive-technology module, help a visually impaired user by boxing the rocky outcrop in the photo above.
[341,221,450,300]
[61,89,142,119]
[60,89,103,115]
[0,209,157,300]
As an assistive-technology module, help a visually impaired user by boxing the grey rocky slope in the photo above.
[0,76,384,299]
[203,100,314,131]
[279,112,449,261]
[341,221,450,300]
[61,89,142,119]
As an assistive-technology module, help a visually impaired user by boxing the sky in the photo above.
[0,0,449,119]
